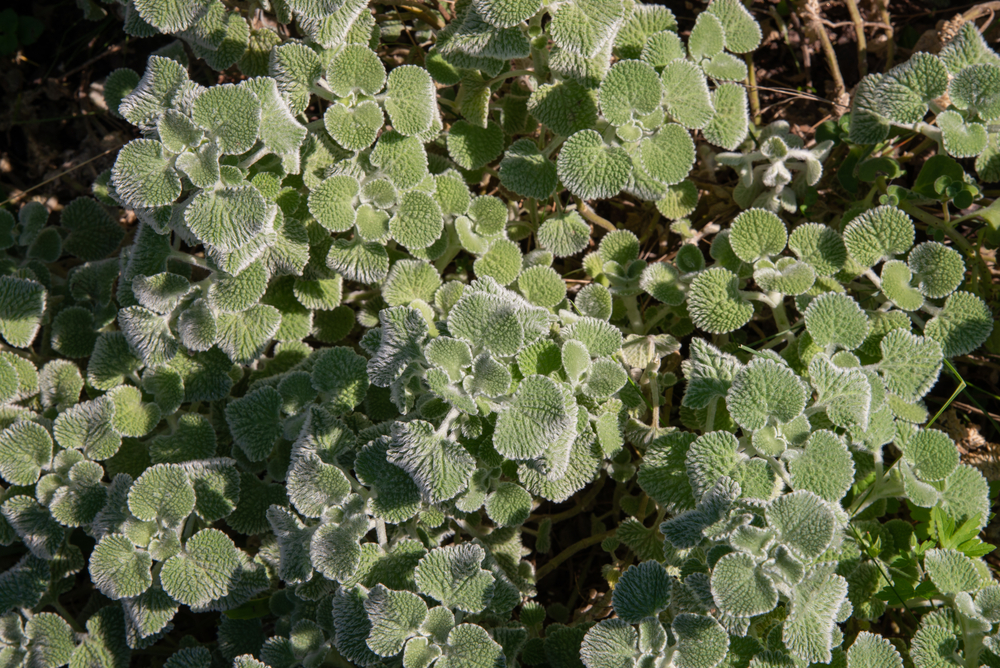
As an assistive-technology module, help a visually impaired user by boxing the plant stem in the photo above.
[575,200,617,233]
[623,295,644,333]
[843,0,868,77]
[797,0,846,105]
[489,69,536,85]
[745,53,761,126]
[374,0,443,28]
[899,202,975,256]
[536,528,616,581]
[237,144,268,170]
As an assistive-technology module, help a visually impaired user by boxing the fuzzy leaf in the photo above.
[557,130,632,201]
[415,544,494,614]
[687,268,753,334]
[90,533,153,600]
[161,528,241,607]
[494,374,573,460]
[0,421,53,486]
[128,463,195,526]
[364,584,428,657]
[112,139,181,209]
[388,421,476,503]
[711,551,778,618]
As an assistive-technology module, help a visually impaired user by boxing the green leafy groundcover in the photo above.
[1,1,999,667]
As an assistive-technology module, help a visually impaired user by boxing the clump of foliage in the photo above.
[1,1,998,668]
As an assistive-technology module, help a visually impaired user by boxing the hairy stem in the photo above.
[575,200,617,233]
[843,0,868,77]
[745,53,761,126]
[536,528,617,581]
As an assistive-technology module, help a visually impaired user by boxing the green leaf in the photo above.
[112,139,181,209]
[108,385,162,437]
[557,130,632,201]
[612,560,672,623]
[186,186,269,252]
[370,131,429,191]
[385,65,436,137]
[687,268,753,334]
[60,197,125,261]
[843,205,914,268]
[216,304,282,365]
[192,84,261,155]
[949,63,1000,121]
[0,274,45,349]
[788,223,847,277]
[549,0,625,59]
[309,175,360,233]
[440,624,505,668]
[448,120,504,170]
[132,273,191,314]
[184,459,240,522]
[269,42,323,115]
[661,60,714,130]
[161,528,242,607]
[69,604,130,668]
[364,584,429,657]
[131,0,206,32]
[703,83,749,150]
[90,533,153,600]
[355,437,422,523]
[485,483,532,527]
[24,612,76,668]
[809,354,871,430]
[767,490,837,560]
[499,139,559,200]
[903,428,959,482]
[324,101,384,151]
[0,421,52,486]
[787,430,855,502]
[672,613,730,668]
[580,619,637,668]
[937,111,988,158]
[494,374,573,460]
[527,80,599,138]
[536,212,590,258]
[711,551,778,618]
[877,329,942,402]
[924,548,982,596]
[118,306,178,367]
[54,398,121,461]
[707,0,762,53]
[639,124,696,186]
[600,59,663,126]
[128,463,195,526]
[727,357,807,431]
[390,191,444,250]
[119,55,190,128]
[327,44,386,97]
[729,209,787,262]
[474,239,523,286]
[388,421,476,503]
[804,293,870,351]
[783,564,849,664]
[846,632,902,668]
[415,544,495,613]
[924,290,994,357]
[242,77,307,171]
[226,386,282,462]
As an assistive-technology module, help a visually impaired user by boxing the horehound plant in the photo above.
[0,1,997,668]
